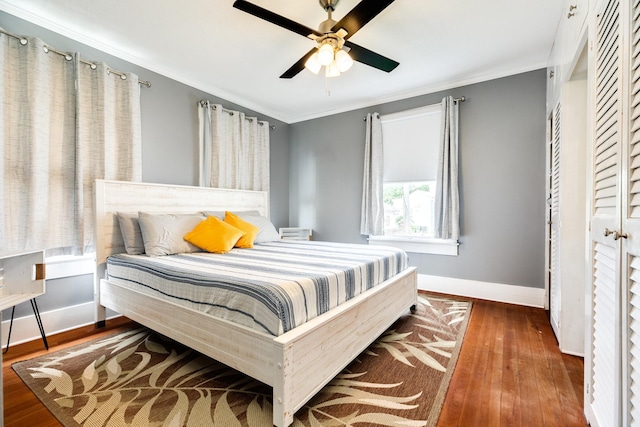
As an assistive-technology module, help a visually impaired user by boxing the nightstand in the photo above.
[279,227,312,241]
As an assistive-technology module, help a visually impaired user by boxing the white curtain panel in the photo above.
[74,58,142,253]
[434,96,460,240]
[360,112,384,235]
[198,103,212,187]
[198,102,270,192]
[250,118,270,191]
[1,35,76,255]
[0,32,142,255]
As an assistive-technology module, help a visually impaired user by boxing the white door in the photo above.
[586,0,623,425]
[550,102,562,334]
[622,0,640,424]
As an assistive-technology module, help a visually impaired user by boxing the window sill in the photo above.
[45,254,95,280]
[367,236,459,256]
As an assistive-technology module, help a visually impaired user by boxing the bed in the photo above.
[94,179,418,427]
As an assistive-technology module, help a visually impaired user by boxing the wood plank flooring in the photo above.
[437,298,586,427]
[2,297,587,426]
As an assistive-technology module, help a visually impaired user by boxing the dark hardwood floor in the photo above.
[2,297,587,426]
[437,298,587,427]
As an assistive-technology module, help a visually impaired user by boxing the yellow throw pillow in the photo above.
[224,211,260,248]
[184,216,244,254]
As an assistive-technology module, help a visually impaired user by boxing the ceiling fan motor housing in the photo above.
[319,0,340,12]
[318,18,338,34]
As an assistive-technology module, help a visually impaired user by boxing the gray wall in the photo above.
[0,11,290,318]
[289,70,547,289]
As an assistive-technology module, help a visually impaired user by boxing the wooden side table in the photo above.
[279,227,312,241]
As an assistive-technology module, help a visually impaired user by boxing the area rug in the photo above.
[13,294,471,427]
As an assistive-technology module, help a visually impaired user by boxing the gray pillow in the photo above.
[116,212,145,255]
[201,210,278,243]
[235,213,280,243]
[138,212,206,256]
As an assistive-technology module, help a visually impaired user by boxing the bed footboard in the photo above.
[100,267,417,427]
[272,266,417,427]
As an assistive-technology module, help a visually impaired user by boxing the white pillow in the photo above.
[201,210,279,243]
[138,212,206,256]
[116,212,145,255]
[235,213,280,243]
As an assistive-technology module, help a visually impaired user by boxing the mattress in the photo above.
[106,240,408,336]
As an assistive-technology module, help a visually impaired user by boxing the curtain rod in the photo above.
[0,28,152,88]
[0,27,27,44]
[199,100,276,130]
[363,96,465,121]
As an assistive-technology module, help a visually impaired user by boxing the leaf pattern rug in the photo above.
[13,294,471,427]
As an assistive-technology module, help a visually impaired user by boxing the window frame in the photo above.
[370,103,459,256]
[368,235,459,256]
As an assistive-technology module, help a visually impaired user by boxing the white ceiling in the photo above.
[0,0,563,123]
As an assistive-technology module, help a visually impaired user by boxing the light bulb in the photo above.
[325,60,341,78]
[317,43,335,66]
[335,50,353,72]
[305,52,321,74]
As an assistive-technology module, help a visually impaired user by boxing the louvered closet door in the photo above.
[550,102,562,333]
[624,0,640,424]
[588,0,623,425]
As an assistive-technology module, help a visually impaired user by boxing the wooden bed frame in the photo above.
[94,179,418,427]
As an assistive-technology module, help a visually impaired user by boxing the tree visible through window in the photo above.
[383,181,436,237]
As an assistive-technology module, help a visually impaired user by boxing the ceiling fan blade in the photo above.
[331,0,396,39]
[280,48,317,79]
[233,0,322,39]
[344,41,399,72]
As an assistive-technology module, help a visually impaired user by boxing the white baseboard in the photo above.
[419,274,546,308]
[1,301,116,349]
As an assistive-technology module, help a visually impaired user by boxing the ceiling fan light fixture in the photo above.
[305,52,322,74]
[335,49,353,72]
[317,42,335,66]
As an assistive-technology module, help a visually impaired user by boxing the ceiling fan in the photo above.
[233,0,400,79]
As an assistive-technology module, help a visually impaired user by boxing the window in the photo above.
[368,104,458,256]
[380,104,440,238]
[383,181,436,237]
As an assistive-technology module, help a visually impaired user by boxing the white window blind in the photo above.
[381,104,441,182]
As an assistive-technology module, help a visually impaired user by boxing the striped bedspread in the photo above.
[106,240,408,336]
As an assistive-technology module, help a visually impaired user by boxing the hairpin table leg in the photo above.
[2,299,48,354]
[30,298,49,350]
[2,306,16,354]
